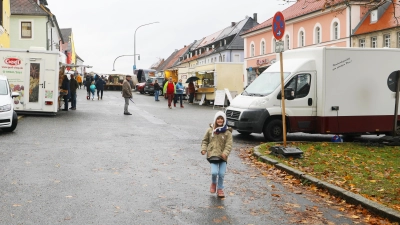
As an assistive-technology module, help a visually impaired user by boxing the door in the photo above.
[25,59,44,110]
[283,72,317,132]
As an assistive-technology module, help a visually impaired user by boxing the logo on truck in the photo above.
[4,57,21,66]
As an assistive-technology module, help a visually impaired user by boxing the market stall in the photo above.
[192,63,244,105]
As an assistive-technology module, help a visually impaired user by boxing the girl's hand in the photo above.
[221,154,227,160]
[201,150,206,155]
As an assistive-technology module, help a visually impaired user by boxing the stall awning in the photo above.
[194,64,215,73]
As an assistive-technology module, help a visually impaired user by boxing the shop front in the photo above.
[246,56,275,86]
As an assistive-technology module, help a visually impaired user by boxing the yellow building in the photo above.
[0,0,11,48]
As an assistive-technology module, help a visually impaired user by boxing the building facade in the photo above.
[241,0,371,86]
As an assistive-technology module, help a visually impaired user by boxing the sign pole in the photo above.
[280,52,287,147]
[393,71,400,136]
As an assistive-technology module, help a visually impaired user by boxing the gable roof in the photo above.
[353,2,400,35]
[166,44,194,69]
[243,0,345,35]
[61,28,72,42]
[11,0,48,15]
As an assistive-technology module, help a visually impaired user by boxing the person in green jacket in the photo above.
[201,111,233,198]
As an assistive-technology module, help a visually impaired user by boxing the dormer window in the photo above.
[212,45,214,49]
[206,47,209,51]
[224,39,227,45]
[370,10,378,23]
[199,49,202,54]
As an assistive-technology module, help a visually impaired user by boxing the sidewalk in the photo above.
[252,145,400,223]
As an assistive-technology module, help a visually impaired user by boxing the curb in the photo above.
[253,145,400,223]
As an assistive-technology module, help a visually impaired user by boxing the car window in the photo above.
[0,80,8,95]
[146,79,153,83]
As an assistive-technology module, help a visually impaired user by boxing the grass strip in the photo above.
[259,142,400,211]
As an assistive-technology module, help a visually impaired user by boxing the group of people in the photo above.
[156,77,196,109]
[59,73,108,111]
[85,74,106,101]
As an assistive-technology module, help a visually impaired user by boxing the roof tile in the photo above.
[354,3,400,35]
[11,0,48,15]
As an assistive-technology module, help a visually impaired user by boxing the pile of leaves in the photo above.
[259,142,400,212]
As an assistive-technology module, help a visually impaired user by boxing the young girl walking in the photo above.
[201,111,232,198]
[90,81,96,100]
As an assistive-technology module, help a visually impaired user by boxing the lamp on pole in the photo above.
[134,21,159,69]
[113,54,140,71]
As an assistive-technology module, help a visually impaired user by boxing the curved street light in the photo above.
[134,22,159,69]
[113,54,140,71]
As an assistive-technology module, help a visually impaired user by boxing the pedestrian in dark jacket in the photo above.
[188,81,195,104]
[85,75,93,100]
[96,78,106,100]
[69,74,79,110]
[154,79,160,101]
[61,75,71,111]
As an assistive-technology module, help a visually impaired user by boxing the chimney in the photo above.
[253,13,258,23]
[231,22,236,27]
[184,45,186,47]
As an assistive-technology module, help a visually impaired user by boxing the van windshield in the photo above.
[0,80,8,95]
[243,72,290,96]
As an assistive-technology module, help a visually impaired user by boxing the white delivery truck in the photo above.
[0,48,60,115]
[226,47,400,141]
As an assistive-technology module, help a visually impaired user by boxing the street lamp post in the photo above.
[112,54,140,71]
[134,22,159,69]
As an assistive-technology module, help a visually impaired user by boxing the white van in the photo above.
[226,47,400,141]
[0,75,19,132]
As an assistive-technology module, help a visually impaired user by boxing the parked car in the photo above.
[135,82,146,94]
[144,77,165,95]
[0,75,19,132]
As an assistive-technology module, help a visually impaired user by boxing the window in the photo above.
[234,54,240,62]
[371,37,377,48]
[359,39,365,48]
[398,32,400,48]
[384,34,390,47]
[285,35,290,50]
[315,27,321,44]
[333,22,338,40]
[21,22,32,38]
[299,31,304,47]
[261,41,265,55]
[283,74,311,99]
[222,55,225,62]
[250,44,255,57]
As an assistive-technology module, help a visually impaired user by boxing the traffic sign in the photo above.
[273,11,285,40]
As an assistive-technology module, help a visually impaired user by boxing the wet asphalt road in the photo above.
[0,88,373,225]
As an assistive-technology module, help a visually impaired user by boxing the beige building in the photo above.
[352,1,400,48]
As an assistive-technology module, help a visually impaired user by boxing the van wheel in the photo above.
[263,119,283,142]
[238,131,251,135]
[159,90,163,96]
[2,111,18,132]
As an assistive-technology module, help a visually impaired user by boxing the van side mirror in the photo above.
[277,88,295,100]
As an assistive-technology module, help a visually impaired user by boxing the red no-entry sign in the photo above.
[273,11,285,40]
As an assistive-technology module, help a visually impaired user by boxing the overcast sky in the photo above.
[47,0,293,75]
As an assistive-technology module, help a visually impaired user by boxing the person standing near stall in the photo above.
[61,75,71,111]
[163,77,176,109]
[188,80,195,104]
[76,73,83,89]
[69,74,79,110]
[174,79,184,108]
